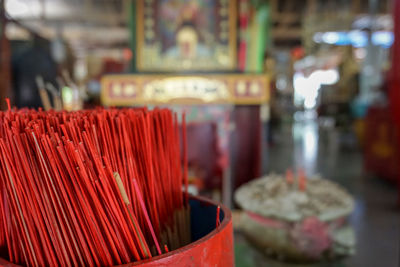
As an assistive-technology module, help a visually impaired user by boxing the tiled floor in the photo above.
[235,119,400,267]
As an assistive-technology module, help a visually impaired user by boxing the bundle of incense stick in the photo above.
[0,105,190,266]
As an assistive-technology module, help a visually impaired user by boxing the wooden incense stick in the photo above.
[36,76,52,111]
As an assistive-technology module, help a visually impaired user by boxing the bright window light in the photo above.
[293,69,339,109]
[322,32,340,44]
[372,31,394,47]
[315,30,393,48]
[6,0,29,16]
[313,32,323,43]
[310,69,339,85]
[348,30,368,48]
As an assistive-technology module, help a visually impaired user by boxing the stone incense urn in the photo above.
[235,174,355,263]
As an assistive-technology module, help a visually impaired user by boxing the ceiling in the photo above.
[5,0,392,51]
[6,0,126,24]
[6,0,130,51]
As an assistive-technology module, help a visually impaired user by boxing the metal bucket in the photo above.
[0,196,234,267]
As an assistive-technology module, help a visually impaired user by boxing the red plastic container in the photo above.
[0,196,234,267]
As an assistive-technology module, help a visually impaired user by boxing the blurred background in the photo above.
[1,0,399,266]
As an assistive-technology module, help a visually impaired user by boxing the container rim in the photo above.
[0,195,232,267]
[129,195,232,266]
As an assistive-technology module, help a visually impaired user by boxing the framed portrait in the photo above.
[136,0,237,72]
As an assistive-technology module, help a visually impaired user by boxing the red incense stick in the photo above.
[0,106,190,266]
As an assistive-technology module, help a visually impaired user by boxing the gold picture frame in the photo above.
[101,74,269,106]
[136,0,237,72]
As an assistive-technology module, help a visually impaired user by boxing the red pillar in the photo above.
[389,0,400,202]
[0,0,12,109]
